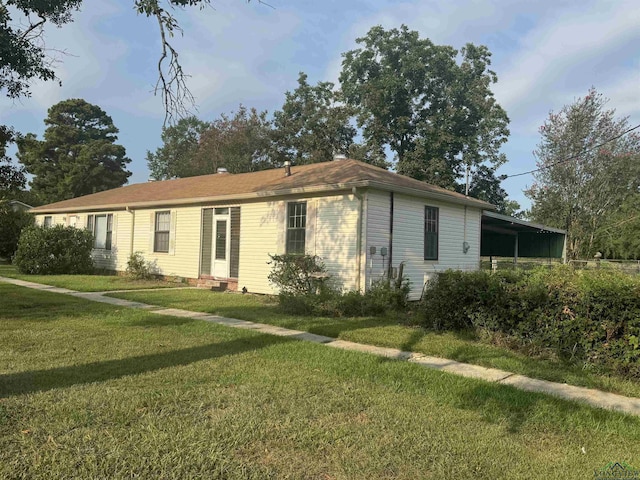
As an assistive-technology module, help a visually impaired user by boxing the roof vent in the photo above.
[333,153,347,161]
[217,167,229,174]
[284,160,291,177]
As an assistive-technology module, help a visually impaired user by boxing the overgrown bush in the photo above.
[277,278,411,317]
[14,224,94,274]
[267,254,329,295]
[126,252,153,280]
[0,203,34,260]
[419,267,640,378]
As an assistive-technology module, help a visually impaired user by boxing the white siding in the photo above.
[363,191,482,300]
[364,190,391,286]
[237,193,360,294]
[131,207,201,279]
[310,194,359,292]
[237,200,283,294]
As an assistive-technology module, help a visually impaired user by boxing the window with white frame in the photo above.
[43,216,52,228]
[154,211,171,253]
[286,202,306,255]
[87,214,113,250]
[424,206,439,260]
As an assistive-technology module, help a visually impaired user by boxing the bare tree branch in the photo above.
[151,6,196,126]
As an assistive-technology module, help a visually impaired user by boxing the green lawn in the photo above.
[108,288,640,399]
[1,283,639,479]
[0,264,179,291]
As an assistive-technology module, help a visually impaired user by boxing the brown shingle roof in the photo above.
[31,159,494,213]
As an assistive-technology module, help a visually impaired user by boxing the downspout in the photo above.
[126,206,135,259]
[388,192,394,281]
[352,187,363,292]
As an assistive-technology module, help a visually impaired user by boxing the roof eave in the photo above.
[366,181,495,209]
[30,177,495,214]
[482,210,567,234]
[30,181,371,214]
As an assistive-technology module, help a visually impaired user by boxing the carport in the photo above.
[481,210,567,262]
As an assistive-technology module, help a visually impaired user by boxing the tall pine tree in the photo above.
[18,99,131,203]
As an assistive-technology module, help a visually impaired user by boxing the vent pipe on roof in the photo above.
[284,160,291,177]
[333,153,347,161]
[217,167,229,174]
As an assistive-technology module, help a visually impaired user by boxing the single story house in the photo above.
[30,158,563,300]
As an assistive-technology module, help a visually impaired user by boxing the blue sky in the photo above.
[1,0,639,209]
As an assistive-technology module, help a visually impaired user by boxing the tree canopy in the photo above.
[594,193,640,260]
[17,98,131,203]
[271,72,357,166]
[0,126,26,198]
[526,88,640,259]
[339,25,510,195]
[147,116,211,180]
[147,106,272,180]
[195,106,272,174]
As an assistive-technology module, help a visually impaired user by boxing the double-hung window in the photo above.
[87,214,113,250]
[286,202,306,255]
[424,206,439,260]
[154,211,171,253]
[43,216,52,228]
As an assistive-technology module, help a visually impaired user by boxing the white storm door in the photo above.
[212,210,230,278]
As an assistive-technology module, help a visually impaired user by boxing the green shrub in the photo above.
[418,267,640,378]
[278,292,327,316]
[420,270,512,330]
[277,277,411,318]
[14,224,94,274]
[0,203,34,260]
[126,252,153,280]
[267,254,329,295]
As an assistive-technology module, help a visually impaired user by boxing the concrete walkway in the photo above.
[3,275,640,417]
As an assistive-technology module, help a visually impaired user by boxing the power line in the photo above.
[505,123,640,179]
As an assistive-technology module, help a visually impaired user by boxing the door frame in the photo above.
[211,208,231,279]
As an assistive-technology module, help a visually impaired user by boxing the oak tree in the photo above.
[146,116,211,180]
[271,72,357,166]
[340,25,510,195]
[147,106,272,179]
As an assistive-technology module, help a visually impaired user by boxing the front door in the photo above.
[212,209,230,278]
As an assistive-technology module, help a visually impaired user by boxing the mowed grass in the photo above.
[1,283,640,479]
[109,288,640,399]
[0,264,178,291]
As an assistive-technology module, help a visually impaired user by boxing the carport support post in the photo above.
[513,233,518,266]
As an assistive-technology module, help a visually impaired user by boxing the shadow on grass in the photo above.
[188,304,398,339]
[126,316,197,327]
[0,334,291,398]
[454,382,582,433]
[400,328,426,353]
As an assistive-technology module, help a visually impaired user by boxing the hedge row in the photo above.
[419,267,640,378]
[279,279,410,317]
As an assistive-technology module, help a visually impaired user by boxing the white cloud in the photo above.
[493,0,640,131]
